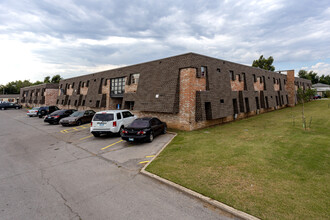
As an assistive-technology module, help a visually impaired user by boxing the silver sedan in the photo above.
[27,107,40,117]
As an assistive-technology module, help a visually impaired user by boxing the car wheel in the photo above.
[119,126,124,135]
[148,132,154,143]
[162,126,167,134]
[1,107,4,110]
[15,107,19,109]
[92,133,100,137]
[76,120,82,126]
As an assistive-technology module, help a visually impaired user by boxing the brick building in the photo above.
[20,83,59,107]
[0,94,20,103]
[47,53,311,130]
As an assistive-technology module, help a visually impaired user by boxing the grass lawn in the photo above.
[146,100,330,220]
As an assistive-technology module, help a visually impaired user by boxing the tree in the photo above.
[51,75,62,83]
[298,70,319,84]
[252,55,275,71]
[319,74,330,85]
[297,88,316,130]
[44,76,51,83]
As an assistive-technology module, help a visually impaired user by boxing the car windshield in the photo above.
[93,113,114,121]
[70,111,84,117]
[129,120,150,128]
[50,110,65,115]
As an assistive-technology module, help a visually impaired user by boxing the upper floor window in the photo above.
[201,66,207,77]
[111,77,126,95]
[230,70,234,81]
[130,73,140,84]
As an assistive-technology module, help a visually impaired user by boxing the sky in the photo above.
[1,0,330,85]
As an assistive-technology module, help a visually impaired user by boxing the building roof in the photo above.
[0,94,20,98]
[312,83,330,88]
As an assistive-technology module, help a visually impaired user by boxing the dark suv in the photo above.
[38,106,59,118]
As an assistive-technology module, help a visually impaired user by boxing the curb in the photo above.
[140,132,260,220]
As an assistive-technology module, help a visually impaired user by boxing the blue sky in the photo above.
[1,0,330,84]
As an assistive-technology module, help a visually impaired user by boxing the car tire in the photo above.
[1,107,4,110]
[148,132,154,143]
[162,126,167,134]
[119,126,124,136]
[92,133,100,137]
[15,107,19,109]
[76,120,82,126]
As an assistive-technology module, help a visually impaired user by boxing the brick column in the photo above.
[286,70,295,107]
[178,68,206,130]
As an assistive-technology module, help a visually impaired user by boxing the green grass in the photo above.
[146,100,330,220]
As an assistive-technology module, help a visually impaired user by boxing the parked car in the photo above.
[27,107,40,117]
[0,102,22,110]
[60,110,96,126]
[44,109,76,125]
[90,110,136,137]
[313,95,322,99]
[38,106,60,118]
[121,117,167,143]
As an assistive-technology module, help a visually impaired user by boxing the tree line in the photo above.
[0,75,62,94]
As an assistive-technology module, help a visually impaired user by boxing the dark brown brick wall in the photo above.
[19,53,312,130]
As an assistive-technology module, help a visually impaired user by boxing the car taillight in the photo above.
[91,122,93,126]
[53,116,60,118]
[113,121,117,127]
[122,130,128,134]
[137,131,146,135]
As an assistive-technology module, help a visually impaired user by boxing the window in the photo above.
[130,73,140,84]
[238,74,241,82]
[253,74,256,82]
[68,100,71,105]
[260,76,263,83]
[82,100,85,106]
[72,82,75,88]
[122,111,133,118]
[62,100,64,104]
[111,77,126,95]
[230,70,234,81]
[93,114,114,121]
[117,113,122,120]
[104,79,107,86]
[232,99,238,114]
[255,97,260,110]
[124,101,135,110]
[56,99,59,104]
[217,68,221,72]
[96,100,100,107]
[82,82,85,87]
[201,66,207,77]
[86,80,89,87]
[220,99,224,103]
[74,100,78,106]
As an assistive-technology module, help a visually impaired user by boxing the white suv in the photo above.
[90,110,136,137]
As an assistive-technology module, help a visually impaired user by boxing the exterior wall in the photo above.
[19,83,59,108]
[0,94,20,103]
[45,88,59,106]
[20,53,311,130]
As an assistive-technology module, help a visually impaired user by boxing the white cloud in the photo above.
[0,0,330,85]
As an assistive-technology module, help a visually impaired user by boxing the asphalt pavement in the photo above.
[0,109,234,220]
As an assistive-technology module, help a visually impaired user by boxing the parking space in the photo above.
[0,109,230,220]
[12,109,173,170]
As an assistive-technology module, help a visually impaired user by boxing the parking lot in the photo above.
[0,109,231,220]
